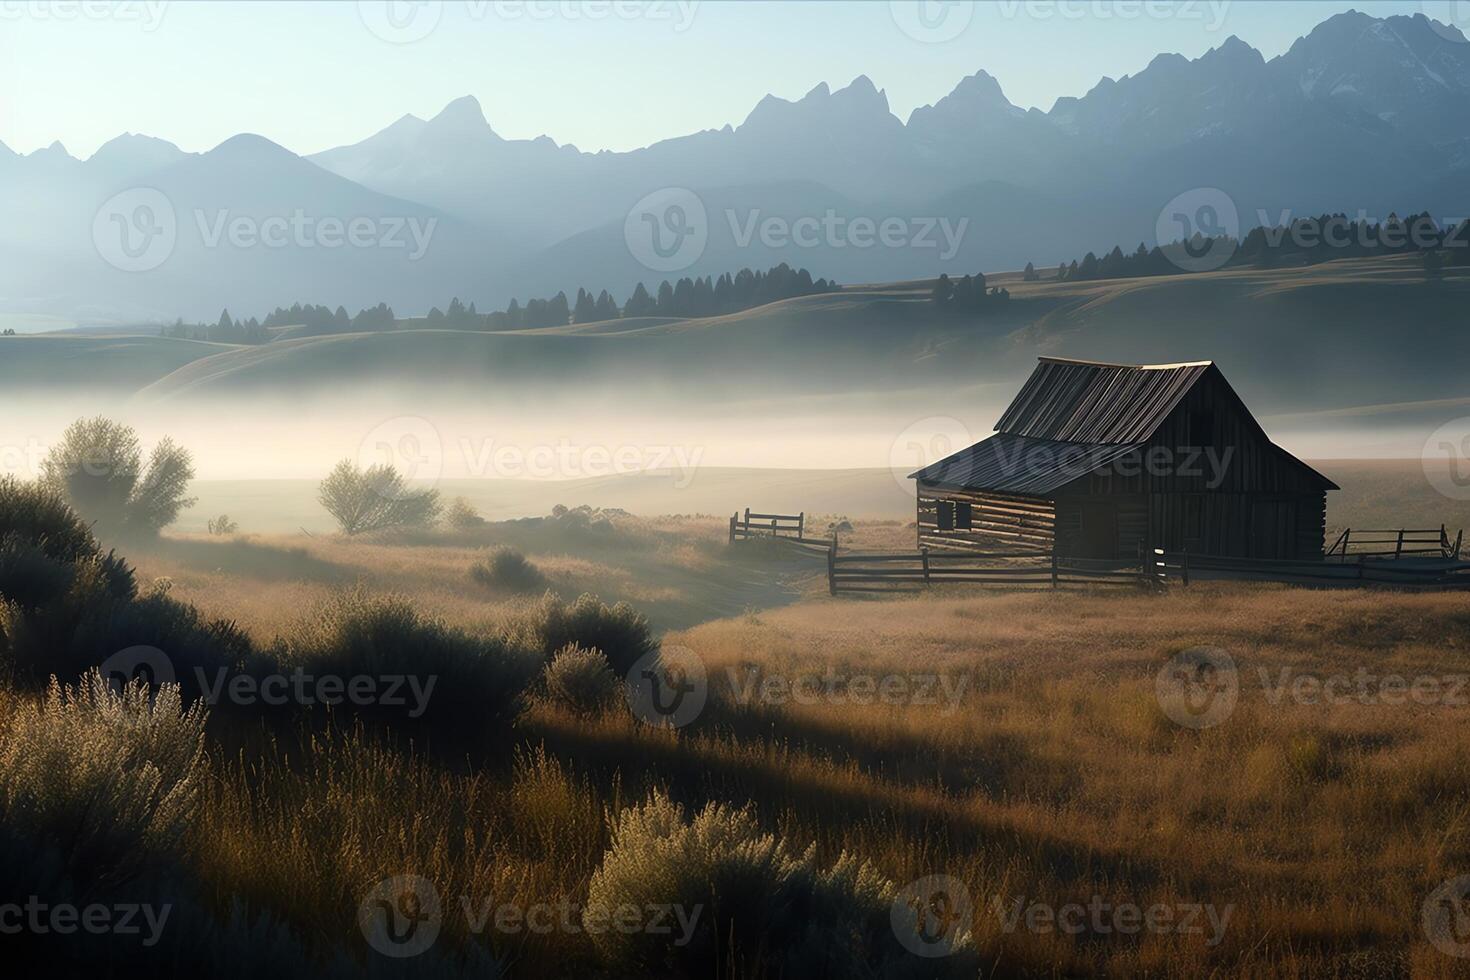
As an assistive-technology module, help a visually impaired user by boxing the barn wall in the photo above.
[1052,494,1149,559]
[916,484,1054,553]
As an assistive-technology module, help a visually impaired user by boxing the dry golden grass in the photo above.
[9,504,1470,976]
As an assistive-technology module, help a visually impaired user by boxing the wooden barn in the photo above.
[909,358,1337,561]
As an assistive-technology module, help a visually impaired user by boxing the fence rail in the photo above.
[1149,547,1470,588]
[1326,525,1463,560]
[828,549,1143,595]
[728,508,830,551]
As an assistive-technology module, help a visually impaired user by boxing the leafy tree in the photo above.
[318,460,442,535]
[39,417,196,537]
[1022,262,1038,282]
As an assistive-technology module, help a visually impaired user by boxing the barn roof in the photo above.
[909,357,1338,494]
[908,432,1143,495]
[994,357,1212,444]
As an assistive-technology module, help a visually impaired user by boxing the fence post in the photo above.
[1395,529,1405,559]
[1182,548,1190,587]
[729,512,737,544]
[1050,551,1059,589]
[1342,529,1350,558]
[827,535,837,596]
[1456,529,1464,560]
[798,512,804,540]
[922,547,931,587]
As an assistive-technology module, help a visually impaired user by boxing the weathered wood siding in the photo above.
[916,485,1054,553]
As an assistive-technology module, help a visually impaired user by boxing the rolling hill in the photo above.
[2,254,1454,440]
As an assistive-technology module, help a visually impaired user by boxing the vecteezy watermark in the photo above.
[726,210,969,262]
[358,416,445,500]
[891,875,973,957]
[994,1,1231,30]
[1251,208,1463,253]
[724,667,970,713]
[1421,417,1470,502]
[625,187,708,273]
[0,898,171,947]
[1422,1,1470,43]
[992,894,1233,947]
[93,188,177,273]
[358,1,698,43]
[0,436,46,479]
[625,645,707,728]
[1156,187,1240,273]
[195,668,438,718]
[889,1,973,43]
[1155,646,1239,730]
[194,210,437,260]
[1257,667,1469,708]
[360,875,442,958]
[0,1,170,29]
[99,645,177,692]
[888,416,975,494]
[1424,875,1470,958]
[458,437,705,487]
[359,875,702,958]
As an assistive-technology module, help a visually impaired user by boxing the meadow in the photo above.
[3,464,1470,977]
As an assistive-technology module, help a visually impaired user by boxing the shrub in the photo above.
[39,417,196,537]
[446,496,486,529]
[273,588,538,731]
[470,546,547,592]
[206,514,239,535]
[587,791,923,977]
[318,459,442,535]
[0,670,207,884]
[542,644,618,715]
[530,592,657,677]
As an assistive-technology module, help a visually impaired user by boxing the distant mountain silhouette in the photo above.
[5,10,1470,321]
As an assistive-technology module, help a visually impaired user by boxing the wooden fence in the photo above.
[729,509,830,551]
[1148,547,1470,588]
[1326,526,1463,561]
[828,549,1143,595]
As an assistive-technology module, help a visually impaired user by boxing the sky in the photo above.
[0,1,1448,158]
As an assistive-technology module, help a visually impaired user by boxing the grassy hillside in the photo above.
[3,255,1461,441]
[0,333,233,390]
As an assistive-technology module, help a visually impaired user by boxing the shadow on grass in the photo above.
[138,535,349,584]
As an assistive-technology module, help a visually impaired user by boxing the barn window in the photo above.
[955,501,973,529]
[937,500,955,531]
[1188,410,1214,447]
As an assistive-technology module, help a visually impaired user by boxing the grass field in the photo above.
[10,497,1465,976]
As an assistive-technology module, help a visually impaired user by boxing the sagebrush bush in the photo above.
[470,546,547,592]
[529,592,657,677]
[318,459,442,535]
[0,670,207,884]
[587,791,923,978]
[274,588,539,731]
[542,644,619,715]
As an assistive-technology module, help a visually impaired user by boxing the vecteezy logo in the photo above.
[357,0,442,43]
[890,1,973,43]
[1156,646,1239,730]
[356,416,444,500]
[1422,417,1470,501]
[1422,2,1470,42]
[888,416,973,494]
[625,645,707,728]
[1155,187,1239,273]
[92,188,176,272]
[358,874,442,958]
[624,188,708,273]
[1424,876,1470,958]
[891,874,972,957]
[98,645,176,693]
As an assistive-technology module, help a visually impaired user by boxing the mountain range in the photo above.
[5,10,1470,323]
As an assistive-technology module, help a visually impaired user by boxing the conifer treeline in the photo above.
[1029,211,1470,284]
[168,263,836,343]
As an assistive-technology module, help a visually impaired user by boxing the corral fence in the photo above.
[728,508,831,553]
[827,549,1143,595]
[1326,526,1463,561]
[1148,547,1470,588]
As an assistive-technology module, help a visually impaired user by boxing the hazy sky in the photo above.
[0,1,1439,158]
